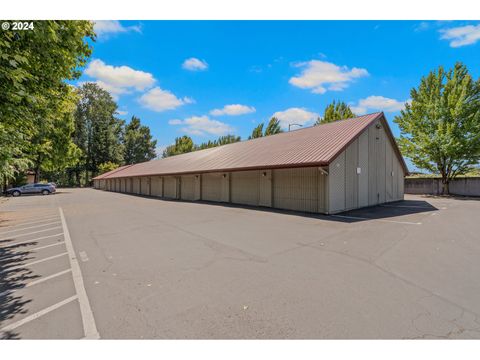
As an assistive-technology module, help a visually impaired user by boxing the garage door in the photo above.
[132,177,141,194]
[164,176,178,199]
[201,173,223,202]
[231,170,259,206]
[273,167,318,213]
[150,176,162,197]
[115,179,121,192]
[180,175,196,201]
[140,177,150,195]
[120,178,126,193]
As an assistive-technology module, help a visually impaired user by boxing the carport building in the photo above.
[93,112,408,214]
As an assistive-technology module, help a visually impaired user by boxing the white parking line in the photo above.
[4,252,68,272]
[0,295,78,333]
[59,207,99,339]
[0,226,62,242]
[0,216,60,229]
[331,214,422,225]
[0,233,64,248]
[0,269,72,298]
[0,221,61,236]
[29,241,65,252]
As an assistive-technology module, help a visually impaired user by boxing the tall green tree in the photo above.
[249,123,264,139]
[0,20,94,188]
[123,116,157,164]
[73,82,124,185]
[163,136,195,157]
[315,100,356,125]
[394,62,480,194]
[196,135,241,150]
[264,117,283,136]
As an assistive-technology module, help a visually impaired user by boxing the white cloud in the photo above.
[169,115,234,136]
[139,87,193,112]
[116,109,128,116]
[289,60,368,94]
[440,24,480,47]
[155,144,168,158]
[182,57,209,71]
[210,104,256,116]
[85,59,155,91]
[272,108,320,129]
[350,96,408,115]
[93,20,141,39]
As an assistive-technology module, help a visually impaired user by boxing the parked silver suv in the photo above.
[5,183,56,197]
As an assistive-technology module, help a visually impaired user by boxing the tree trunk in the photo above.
[441,177,449,195]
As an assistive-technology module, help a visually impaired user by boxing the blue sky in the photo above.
[77,20,480,168]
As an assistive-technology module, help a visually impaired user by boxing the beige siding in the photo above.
[114,179,120,192]
[120,178,126,193]
[385,141,394,202]
[345,139,358,210]
[376,124,386,204]
[368,124,378,206]
[100,180,106,190]
[201,173,224,202]
[259,170,272,207]
[358,131,369,208]
[140,177,150,195]
[231,170,260,206]
[164,176,177,199]
[126,178,132,193]
[132,177,141,194]
[194,175,201,200]
[180,175,196,201]
[273,167,319,213]
[328,119,406,213]
[329,152,346,213]
[150,176,163,197]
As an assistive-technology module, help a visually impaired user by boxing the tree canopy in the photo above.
[249,123,264,139]
[394,62,480,194]
[123,116,157,164]
[163,136,195,157]
[264,117,283,135]
[72,82,124,185]
[248,117,283,139]
[0,20,94,189]
[315,100,356,125]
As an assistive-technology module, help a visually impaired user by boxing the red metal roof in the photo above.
[98,112,408,179]
[93,164,134,180]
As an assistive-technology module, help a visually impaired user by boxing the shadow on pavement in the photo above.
[0,240,39,339]
[327,200,438,223]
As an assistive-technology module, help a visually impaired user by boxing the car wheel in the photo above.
[41,190,50,195]
[12,190,21,197]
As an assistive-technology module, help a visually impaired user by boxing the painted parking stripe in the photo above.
[0,269,72,298]
[0,226,62,242]
[0,216,60,229]
[3,252,68,272]
[28,241,65,252]
[8,213,59,224]
[59,207,99,339]
[331,214,422,225]
[0,295,78,332]
[0,221,61,236]
[0,233,64,248]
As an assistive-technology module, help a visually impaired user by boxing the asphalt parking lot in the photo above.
[1,188,480,339]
